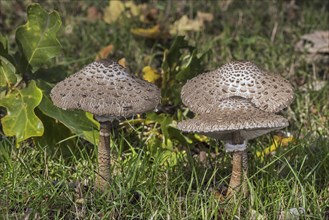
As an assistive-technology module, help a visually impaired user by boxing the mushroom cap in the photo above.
[181,61,294,113]
[177,106,289,141]
[51,59,161,118]
[199,96,257,112]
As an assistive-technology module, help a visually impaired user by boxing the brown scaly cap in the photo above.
[177,98,289,141]
[181,61,294,113]
[51,59,161,118]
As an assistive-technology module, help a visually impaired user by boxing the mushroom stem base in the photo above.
[95,121,111,191]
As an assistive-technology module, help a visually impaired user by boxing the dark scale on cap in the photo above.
[51,59,160,118]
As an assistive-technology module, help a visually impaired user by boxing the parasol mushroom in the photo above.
[51,59,160,190]
[178,61,294,197]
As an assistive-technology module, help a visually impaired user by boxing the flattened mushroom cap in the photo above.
[177,108,288,141]
[181,61,294,113]
[51,59,160,118]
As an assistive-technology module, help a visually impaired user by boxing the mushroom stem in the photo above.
[227,151,243,196]
[241,150,249,198]
[226,149,249,198]
[95,121,111,191]
[226,133,249,198]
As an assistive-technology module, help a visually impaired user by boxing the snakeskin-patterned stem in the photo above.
[227,149,249,198]
[241,150,249,198]
[95,121,111,191]
[227,151,243,197]
[226,132,249,198]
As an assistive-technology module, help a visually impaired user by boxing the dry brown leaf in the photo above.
[295,30,329,63]
[87,6,101,22]
[95,44,114,60]
[139,4,158,23]
[250,209,267,220]
[296,31,329,53]
[219,0,234,11]
[131,25,170,39]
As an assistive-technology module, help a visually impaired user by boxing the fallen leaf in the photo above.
[118,58,126,67]
[250,209,267,220]
[139,6,158,23]
[131,24,170,39]
[296,31,329,53]
[197,11,214,22]
[103,1,141,24]
[278,207,305,220]
[103,1,125,24]
[295,30,329,63]
[125,1,140,17]
[219,0,234,11]
[300,80,327,92]
[142,66,160,83]
[95,44,113,60]
[87,6,101,22]
[170,15,203,36]
[194,134,209,142]
[256,133,294,159]
[169,12,213,36]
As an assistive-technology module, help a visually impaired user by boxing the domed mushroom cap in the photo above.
[177,108,288,141]
[181,61,294,113]
[51,59,161,118]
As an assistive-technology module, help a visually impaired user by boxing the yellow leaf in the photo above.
[125,1,140,17]
[256,135,294,159]
[131,25,170,39]
[170,15,203,36]
[118,58,127,67]
[169,11,213,36]
[103,1,125,24]
[194,134,209,142]
[142,66,160,83]
[95,44,113,60]
[197,11,214,22]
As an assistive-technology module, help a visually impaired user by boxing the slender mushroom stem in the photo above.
[241,150,249,198]
[226,132,249,198]
[95,121,111,191]
[227,151,243,196]
[226,149,249,198]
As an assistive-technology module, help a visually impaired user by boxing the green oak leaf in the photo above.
[34,109,75,148]
[15,3,62,70]
[0,56,20,89]
[0,80,44,144]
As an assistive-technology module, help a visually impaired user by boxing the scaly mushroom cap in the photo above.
[51,59,161,118]
[181,61,294,113]
[177,98,289,141]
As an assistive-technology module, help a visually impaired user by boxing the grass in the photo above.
[1,0,329,219]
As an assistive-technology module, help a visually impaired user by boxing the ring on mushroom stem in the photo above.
[50,59,160,191]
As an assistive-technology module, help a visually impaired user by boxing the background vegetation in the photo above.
[0,0,328,219]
